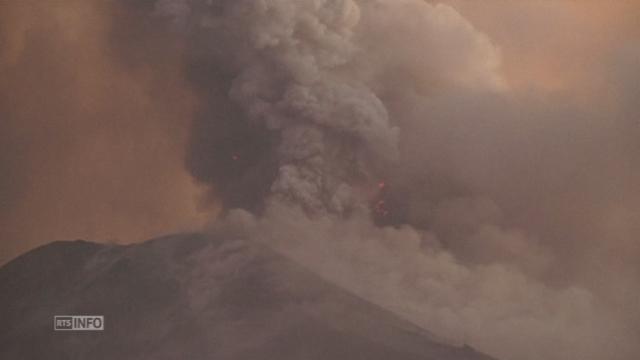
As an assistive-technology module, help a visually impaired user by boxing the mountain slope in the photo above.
[0,233,496,360]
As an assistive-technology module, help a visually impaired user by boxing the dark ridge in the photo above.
[0,234,496,360]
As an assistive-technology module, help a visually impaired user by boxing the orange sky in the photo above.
[1,0,639,264]
[446,1,640,95]
[0,0,209,264]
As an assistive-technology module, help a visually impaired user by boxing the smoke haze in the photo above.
[2,1,639,360]
[0,0,209,263]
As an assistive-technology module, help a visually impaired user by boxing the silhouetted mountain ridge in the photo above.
[0,233,497,360]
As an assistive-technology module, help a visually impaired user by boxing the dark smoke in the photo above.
[2,1,639,359]
[153,1,640,360]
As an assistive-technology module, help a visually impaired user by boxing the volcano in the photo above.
[0,234,496,360]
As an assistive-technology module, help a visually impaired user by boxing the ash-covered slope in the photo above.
[0,234,495,360]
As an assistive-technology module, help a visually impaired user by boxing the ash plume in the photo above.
[153,1,640,360]
[2,0,639,359]
[162,0,403,214]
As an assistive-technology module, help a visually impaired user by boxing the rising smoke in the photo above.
[2,0,639,359]
[153,1,640,360]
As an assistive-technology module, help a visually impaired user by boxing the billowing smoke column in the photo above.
[159,0,401,215]
[155,1,640,360]
[225,1,399,214]
[158,0,499,215]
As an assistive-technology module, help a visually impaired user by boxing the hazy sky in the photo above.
[0,0,209,264]
[1,2,639,359]
[2,0,637,263]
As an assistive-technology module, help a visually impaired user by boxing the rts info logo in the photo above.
[54,315,104,331]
